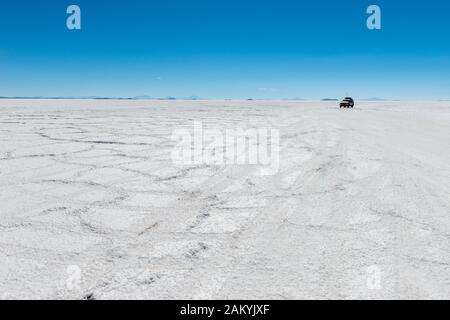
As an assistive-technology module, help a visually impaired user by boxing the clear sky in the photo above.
[0,0,449,99]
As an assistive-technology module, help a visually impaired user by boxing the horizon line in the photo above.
[1,96,448,102]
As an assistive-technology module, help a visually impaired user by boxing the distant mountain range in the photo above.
[362,97,388,101]
[0,96,443,101]
[0,95,202,100]
[321,97,390,101]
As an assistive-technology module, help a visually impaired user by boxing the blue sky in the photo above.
[0,0,449,99]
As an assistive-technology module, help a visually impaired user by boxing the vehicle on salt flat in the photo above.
[340,97,355,108]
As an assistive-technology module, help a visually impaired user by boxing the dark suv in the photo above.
[340,97,354,108]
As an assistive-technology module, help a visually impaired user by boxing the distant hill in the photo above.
[362,97,388,101]
[133,95,154,100]
[321,98,339,101]
[0,95,204,101]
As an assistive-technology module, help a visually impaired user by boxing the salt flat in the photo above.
[1,99,450,299]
